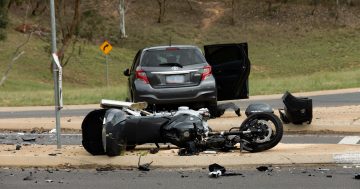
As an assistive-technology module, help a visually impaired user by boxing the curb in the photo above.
[0,144,359,169]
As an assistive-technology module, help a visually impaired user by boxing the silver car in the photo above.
[123,44,251,113]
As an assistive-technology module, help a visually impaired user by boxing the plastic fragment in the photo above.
[23,172,33,181]
[354,173,360,180]
[138,156,152,171]
[15,144,21,150]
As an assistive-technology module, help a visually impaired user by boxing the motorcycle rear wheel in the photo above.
[81,109,107,155]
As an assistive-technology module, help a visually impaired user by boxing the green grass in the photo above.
[250,69,360,95]
[0,86,128,106]
[1,1,360,106]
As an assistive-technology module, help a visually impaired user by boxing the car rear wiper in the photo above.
[159,62,183,68]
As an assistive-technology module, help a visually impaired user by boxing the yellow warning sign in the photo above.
[100,41,113,55]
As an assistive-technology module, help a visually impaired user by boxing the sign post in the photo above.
[52,53,63,108]
[50,0,62,149]
[100,41,113,87]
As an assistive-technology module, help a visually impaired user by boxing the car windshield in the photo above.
[141,48,206,67]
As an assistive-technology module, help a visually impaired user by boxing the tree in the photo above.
[31,0,48,16]
[157,0,167,23]
[55,0,81,67]
[0,0,9,41]
[119,0,127,38]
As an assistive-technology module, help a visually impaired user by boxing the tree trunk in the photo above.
[0,0,10,41]
[266,0,272,13]
[231,0,236,25]
[56,0,81,67]
[118,0,126,38]
[157,0,166,23]
[186,0,193,11]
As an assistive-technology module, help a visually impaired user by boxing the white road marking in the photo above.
[333,153,360,164]
[338,136,360,144]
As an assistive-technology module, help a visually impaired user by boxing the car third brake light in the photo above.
[136,69,149,84]
[201,65,212,81]
[165,47,180,51]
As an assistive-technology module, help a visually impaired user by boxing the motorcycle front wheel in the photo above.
[239,112,283,152]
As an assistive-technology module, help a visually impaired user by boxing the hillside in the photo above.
[0,0,360,106]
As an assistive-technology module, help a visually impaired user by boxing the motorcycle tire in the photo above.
[82,109,107,155]
[239,112,283,153]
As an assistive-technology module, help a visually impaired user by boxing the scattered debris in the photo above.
[138,156,153,171]
[209,163,226,178]
[96,166,115,172]
[30,127,47,134]
[279,91,313,124]
[149,148,159,154]
[208,163,243,178]
[15,144,21,150]
[49,129,56,134]
[256,166,270,172]
[48,152,62,156]
[354,173,360,180]
[23,172,33,181]
[21,136,36,142]
[317,168,330,171]
[203,151,217,154]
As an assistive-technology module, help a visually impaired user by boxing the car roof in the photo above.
[143,45,200,51]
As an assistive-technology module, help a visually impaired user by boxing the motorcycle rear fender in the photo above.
[103,109,170,147]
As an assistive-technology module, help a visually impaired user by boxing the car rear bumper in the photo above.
[133,78,217,105]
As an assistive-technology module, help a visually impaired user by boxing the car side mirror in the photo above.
[123,68,130,77]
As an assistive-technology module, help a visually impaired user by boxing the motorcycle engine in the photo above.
[161,106,208,154]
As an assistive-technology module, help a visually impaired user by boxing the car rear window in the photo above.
[141,48,206,67]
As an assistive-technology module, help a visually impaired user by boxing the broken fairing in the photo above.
[81,100,283,156]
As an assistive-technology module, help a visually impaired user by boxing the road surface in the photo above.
[0,166,359,189]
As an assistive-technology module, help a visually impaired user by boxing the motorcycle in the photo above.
[81,100,283,156]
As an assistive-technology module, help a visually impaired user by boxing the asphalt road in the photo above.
[1,166,359,189]
[1,133,359,145]
[233,91,360,109]
[0,92,359,119]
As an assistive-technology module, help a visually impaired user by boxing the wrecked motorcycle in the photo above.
[82,100,283,156]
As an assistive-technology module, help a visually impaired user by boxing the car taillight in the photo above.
[201,65,212,81]
[136,70,149,84]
